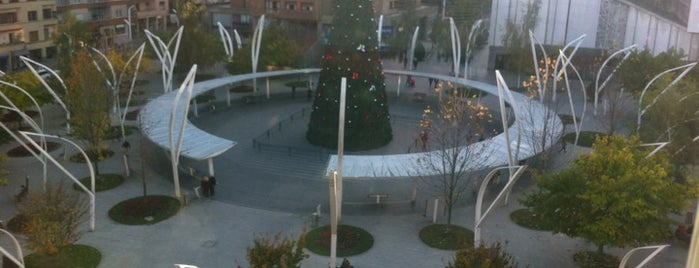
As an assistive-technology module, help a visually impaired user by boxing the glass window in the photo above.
[28,11,38,21]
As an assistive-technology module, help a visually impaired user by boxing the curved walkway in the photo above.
[139,69,562,179]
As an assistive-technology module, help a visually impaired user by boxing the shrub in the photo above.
[447,242,519,268]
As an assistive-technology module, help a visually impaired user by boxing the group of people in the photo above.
[197,175,216,198]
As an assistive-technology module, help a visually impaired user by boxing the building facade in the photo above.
[56,0,169,50]
[0,0,58,73]
[488,0,699,69]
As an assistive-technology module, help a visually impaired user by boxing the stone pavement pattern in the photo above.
[0,46,691,267]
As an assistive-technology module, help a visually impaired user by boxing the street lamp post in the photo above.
[126,5,136,41]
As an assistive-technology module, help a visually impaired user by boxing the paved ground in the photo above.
[0,44,693,267]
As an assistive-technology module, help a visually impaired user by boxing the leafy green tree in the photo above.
[306,0,392,150]
[18,182,88,255]
[0,70,54,110]
[239,232,308,268]
[502,0,540,76]
[615,48,699,167]
[523,135,689,254]
[65,50,112,174]
[226,25,303,74]
[446,241,518,268]
[171,0,224,74]
[53,13,96,78]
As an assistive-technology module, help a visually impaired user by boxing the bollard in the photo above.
[312,212,320,227]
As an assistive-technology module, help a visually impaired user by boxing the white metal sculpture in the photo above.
[463,19,483,79]
[448,17,461,77]
[377,15,384,46]
[169,65,198,198]
[495,71,523,168]
[251,15,265,94]
[474,165,527,245]
[117,44,147,140]
[18,131,96,231]
[218,22,237,61]
[408,26,420,71]
[636,62,696,132]
[0,81,47,186]
[618,244,669,268]
[0,229,24,268]
[328,171,339,268]
[19,56,70,133]
[145,26,183,93]
[593,45,636,115]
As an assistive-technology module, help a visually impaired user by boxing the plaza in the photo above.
[0,47,693,267]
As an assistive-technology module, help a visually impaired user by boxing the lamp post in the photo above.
[126,5,136,41]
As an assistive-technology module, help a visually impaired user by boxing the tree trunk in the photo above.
[597,244,604,254]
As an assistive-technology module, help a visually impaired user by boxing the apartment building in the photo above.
[207,0,434,48]
[0,0,58,73]
[56,0,169,50]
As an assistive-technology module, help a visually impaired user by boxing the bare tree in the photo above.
[417,82,497,224]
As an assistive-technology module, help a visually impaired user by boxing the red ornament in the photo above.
[352,72,359,80]
[325,53,333,60]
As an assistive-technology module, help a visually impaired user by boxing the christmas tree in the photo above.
[306,0,392,150]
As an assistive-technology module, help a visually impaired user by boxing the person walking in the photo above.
[208,175,216,196]
[559,139,567,153]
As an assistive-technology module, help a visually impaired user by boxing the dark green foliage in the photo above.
[509,208,554,231]
[419,224,473,250]
[171,0,224,74]
[24,244,101,268]
[241,232,308,268]
[523,135,688,254]
[306,0,392,150]
[108,195,180,225]
[573,251,620,268]
[226,25,303,74]
[446,241,518,268]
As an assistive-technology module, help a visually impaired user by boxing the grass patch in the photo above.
[106,125,138,140]
[510,208,554,231]
[563,131,605,148]
[305,225,374,257]
[419,224,473,250]
[6,142,60,157]
[108,195,181,225]
[24,244,101,268]
[69,149,114,163]
[558,114,578,125]
[573,251,620,268]
[73,173,124,192]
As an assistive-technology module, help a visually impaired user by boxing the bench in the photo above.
[413,92,426,102]
[368,193,389,204]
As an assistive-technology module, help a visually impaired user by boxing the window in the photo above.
[302,3,313,11]
[42,8,53,20]
[240,14,252,24]
[29,31,39,42]
[28,11,38,21]
[267,1,279,11]
[159,1,166,11]
[115,9,123,18]
[0,12,17,24]
[44,26,54,40]
[285,2,296,10]
[389,1,399,9]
